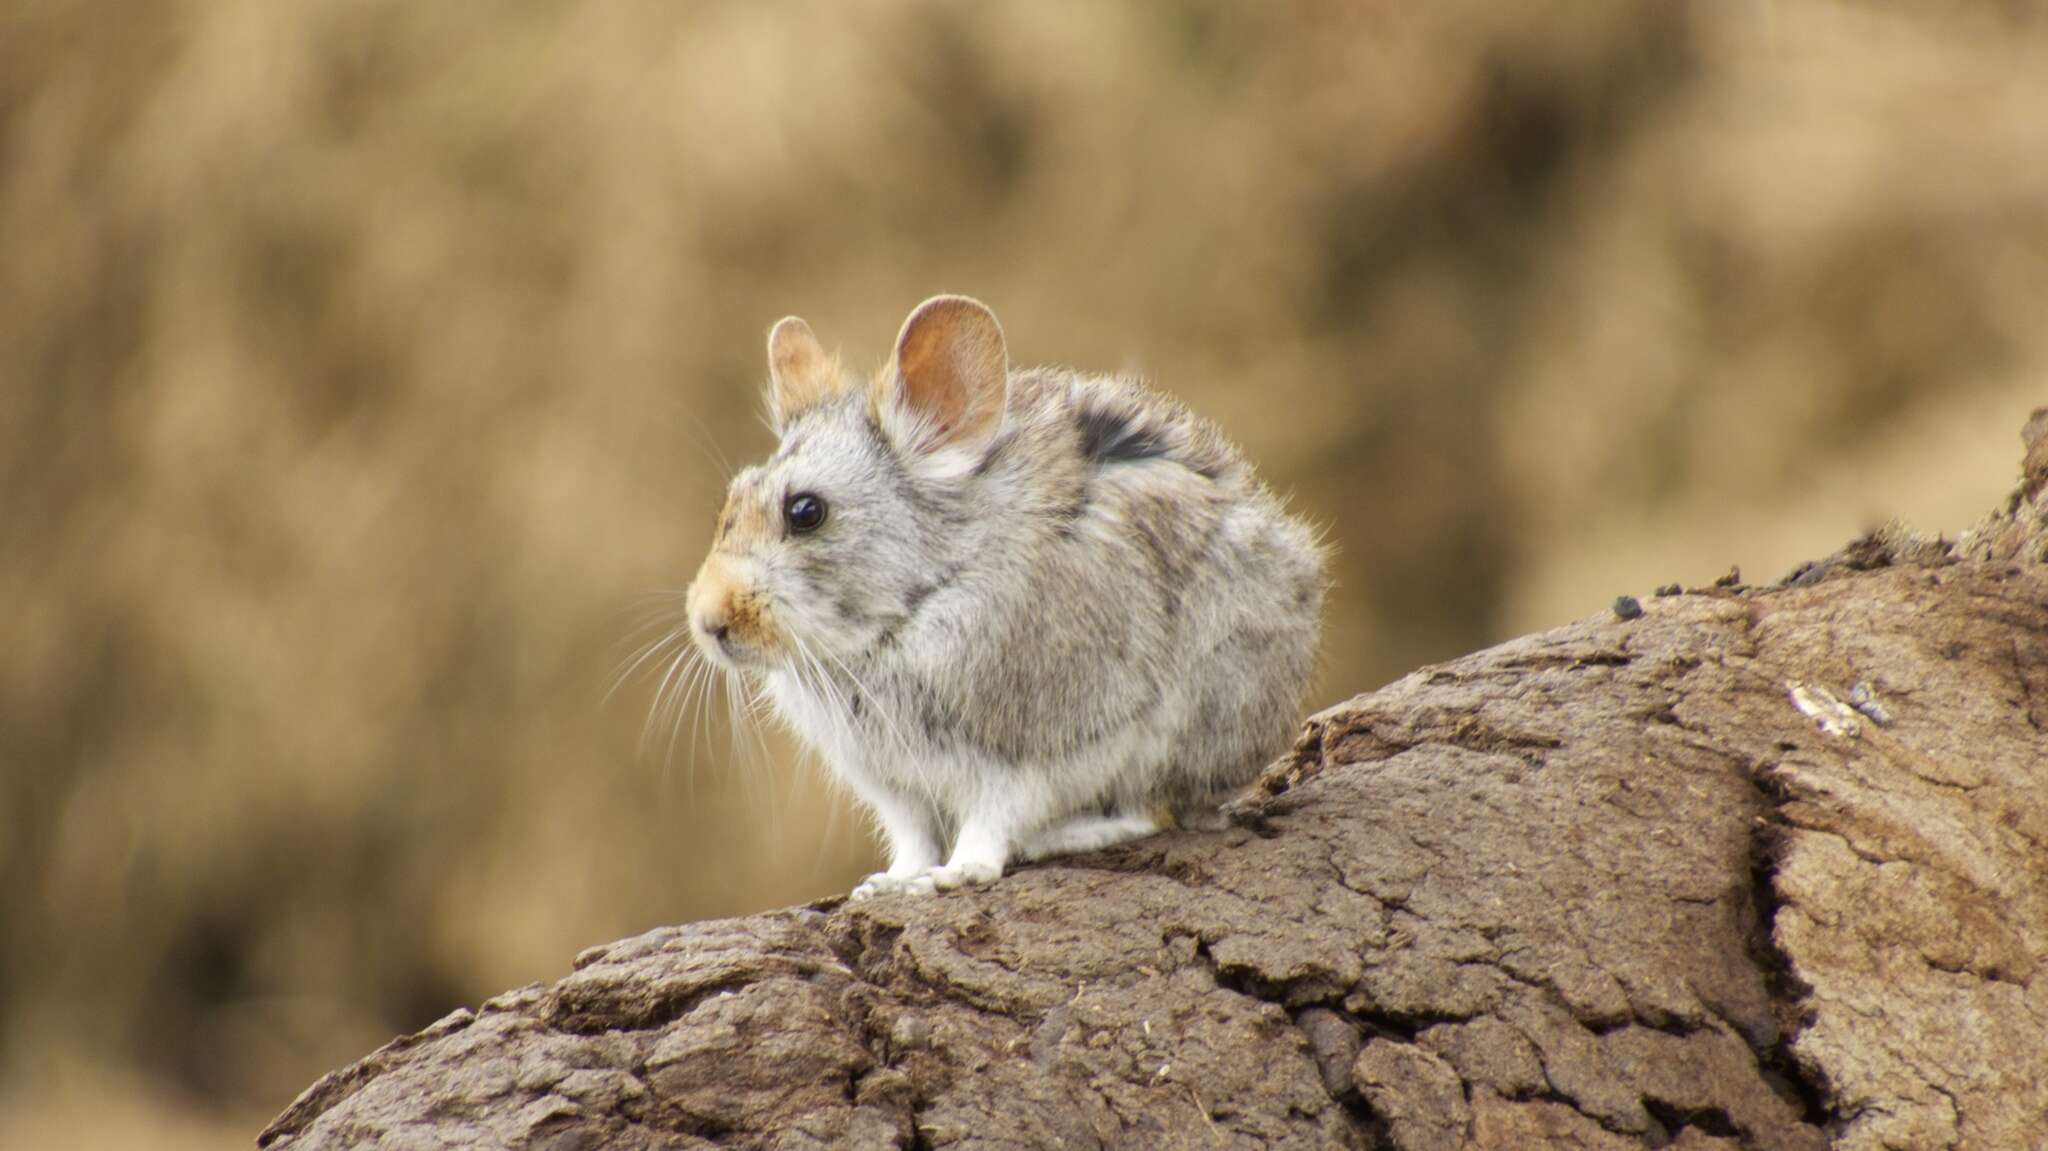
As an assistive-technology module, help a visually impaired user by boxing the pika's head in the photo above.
[686,295,1008,672]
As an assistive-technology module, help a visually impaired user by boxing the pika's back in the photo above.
[970,368,1265,535]
[913,366,1322,768]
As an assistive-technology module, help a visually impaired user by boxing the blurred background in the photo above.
[3,1,2044,1146]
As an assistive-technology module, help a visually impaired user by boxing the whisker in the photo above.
[614,587,691,622]
[642,643,694,760]
[719,673,760,810]
[819,646,908,753]
[722,668,763,772]
[702,658,736,799]
[606,597,692,665]
[674,411,740,477]
[812,771,845,883]
[663,652,701,775]
[794,636,852,744]
[605,625,686,704]
[685,655,719,789]
[741,680,775,759]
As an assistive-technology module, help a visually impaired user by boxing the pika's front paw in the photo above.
[848,857,1003,899]
[928,858,1002,891]
[850,871,938,900]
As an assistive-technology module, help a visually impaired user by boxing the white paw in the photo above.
[928,858,1002,891]
[850,870,938,900]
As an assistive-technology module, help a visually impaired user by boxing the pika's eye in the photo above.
[784,491,827,534]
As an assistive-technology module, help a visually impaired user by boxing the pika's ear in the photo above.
[879,295,1007,457]
[766,316,840,432]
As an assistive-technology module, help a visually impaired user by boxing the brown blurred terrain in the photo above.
[1,2,2043,1146]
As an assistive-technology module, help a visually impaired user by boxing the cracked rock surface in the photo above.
[261,415,2048,1150]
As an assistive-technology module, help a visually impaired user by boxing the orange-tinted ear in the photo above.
[882,295,1007,455]
[766,316,840,431]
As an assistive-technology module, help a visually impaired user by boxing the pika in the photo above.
[686,296,1324,898]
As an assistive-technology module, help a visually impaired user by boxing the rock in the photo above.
[262,415,2048,1150]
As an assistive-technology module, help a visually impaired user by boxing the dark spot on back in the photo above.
[1049,497,1088,538]
[1077,405,1170,467]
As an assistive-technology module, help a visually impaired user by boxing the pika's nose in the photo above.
[693,604,727,639]
[686,558,741,654]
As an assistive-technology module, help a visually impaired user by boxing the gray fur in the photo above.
[687,301,1325,897]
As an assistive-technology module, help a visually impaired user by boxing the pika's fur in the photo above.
[687,296,1324,897]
